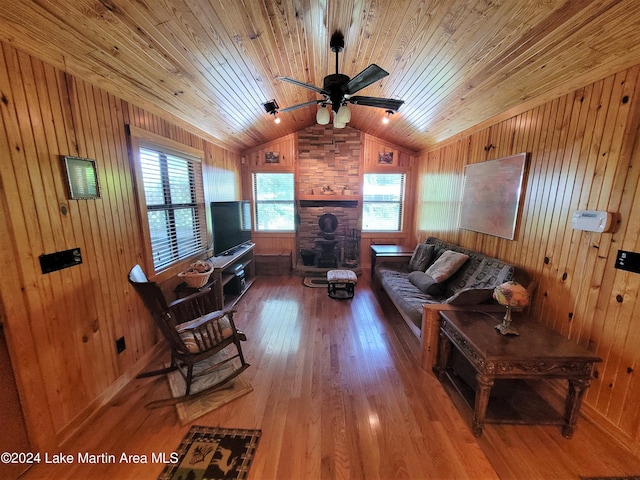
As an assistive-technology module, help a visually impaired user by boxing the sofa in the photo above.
[373,237,518,369]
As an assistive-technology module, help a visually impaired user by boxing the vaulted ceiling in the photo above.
[2,0,640,153]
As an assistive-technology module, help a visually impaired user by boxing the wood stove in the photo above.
[315,213,338,268]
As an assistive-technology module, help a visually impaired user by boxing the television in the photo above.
[211,201,252,256]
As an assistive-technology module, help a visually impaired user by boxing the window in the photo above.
[138,145,206,271]
[252,173,295,231]
[362,173,405,231]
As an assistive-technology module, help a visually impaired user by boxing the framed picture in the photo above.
[63,156,101,200]
[378,151,394,164]
[459,153,527,240]
[265,151,280,164]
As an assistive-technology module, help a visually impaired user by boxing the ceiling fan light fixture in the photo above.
[382,110,394,125]
[273,112,281,124]
[336,104,351,124]
[316,106,330,125]
[333,113,346,129]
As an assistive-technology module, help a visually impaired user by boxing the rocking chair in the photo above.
[128,264,249,407]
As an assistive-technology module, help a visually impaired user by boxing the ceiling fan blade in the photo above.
[276,76,327,95]
[343,64,389,95]
[278,100,321,113]
[348,96,404,111]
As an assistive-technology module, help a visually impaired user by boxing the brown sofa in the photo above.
[373,237,518,370]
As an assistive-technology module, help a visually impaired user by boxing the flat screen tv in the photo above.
[211,201,252,256]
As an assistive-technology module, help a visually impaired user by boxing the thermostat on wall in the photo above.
[571,210,613,233]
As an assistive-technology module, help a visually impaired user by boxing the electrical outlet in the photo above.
[116,336,126,354]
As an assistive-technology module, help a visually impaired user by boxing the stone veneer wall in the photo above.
[297,125,361,265]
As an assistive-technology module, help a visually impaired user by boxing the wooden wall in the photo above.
[0,41,241,450]
[414,64,640,454]
[361,134,417,261]
[241,131,416,264]
[241,134,297,256]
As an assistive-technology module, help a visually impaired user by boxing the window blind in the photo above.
[139,146,206,270]
[362,173,405,231]
[252,173,295,231]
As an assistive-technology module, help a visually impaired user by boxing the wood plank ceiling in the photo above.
[1,0,640,153]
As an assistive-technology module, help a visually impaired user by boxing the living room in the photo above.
[2,1,640,479]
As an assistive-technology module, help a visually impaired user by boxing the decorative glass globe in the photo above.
[493,281,529,335]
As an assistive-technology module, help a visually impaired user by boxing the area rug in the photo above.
[158,425,261,480]
[303,276,328,288]
[166,351,253,425]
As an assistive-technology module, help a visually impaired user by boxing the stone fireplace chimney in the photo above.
[296,125,361,268]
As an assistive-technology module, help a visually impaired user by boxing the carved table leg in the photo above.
[563,378,590,438]
[433,330,452,380]
[473,374,494,437]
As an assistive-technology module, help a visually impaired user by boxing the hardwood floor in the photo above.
[20,274,640,479]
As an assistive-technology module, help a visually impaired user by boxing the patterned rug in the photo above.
[166,350,253,425]
[303,276,328,288]
[158,426,261,480]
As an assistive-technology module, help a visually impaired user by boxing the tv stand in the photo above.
[209,243,255,309]
[222,243,249,256]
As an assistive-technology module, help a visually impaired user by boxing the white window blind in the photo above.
[362,173,405,231]
[139,146,206,270]
[252,173,295,231]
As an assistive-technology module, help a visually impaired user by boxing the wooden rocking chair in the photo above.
[128,264,249,408]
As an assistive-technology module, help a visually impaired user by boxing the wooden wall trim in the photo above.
[127,125,205,160]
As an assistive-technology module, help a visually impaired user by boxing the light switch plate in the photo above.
[615,250,640,274]
[39,248,82,274]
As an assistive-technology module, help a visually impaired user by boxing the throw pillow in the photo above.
[178,331,201,353]
[177,314,233,353]
[408,243,435,271]
[446,287,495,305]
[408,271,443,295]
[425,250,469,283]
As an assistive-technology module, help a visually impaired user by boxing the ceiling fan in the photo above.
[268,31,404,127]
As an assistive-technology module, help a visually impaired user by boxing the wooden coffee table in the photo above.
[434,310,601,438]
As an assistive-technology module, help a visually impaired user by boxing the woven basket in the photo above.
[178,269,212,288]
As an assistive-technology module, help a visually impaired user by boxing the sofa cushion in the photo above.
[446,257,515,295]
[408,243,435,271]
[408,271,442,295]
[376,265,446,329]
[425,250,469,282]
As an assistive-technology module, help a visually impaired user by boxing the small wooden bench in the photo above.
[327,269,357,299]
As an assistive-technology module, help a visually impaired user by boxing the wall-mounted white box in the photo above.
[571,210,614,233]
